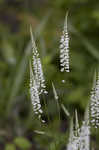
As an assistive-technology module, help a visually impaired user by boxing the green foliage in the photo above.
[5,144,16,150]
[14,137,31,149]
[0,0,99,149]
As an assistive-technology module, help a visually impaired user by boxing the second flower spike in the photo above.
[60,12,70,73]
[30,26,48,95]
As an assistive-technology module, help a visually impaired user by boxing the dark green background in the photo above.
[0,0,99,149]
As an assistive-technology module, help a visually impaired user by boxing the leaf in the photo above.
[61,104,70,117]
[2,41,16,65]
[70,24,99,60]
[14,137,31,149]
[5,144,16,150]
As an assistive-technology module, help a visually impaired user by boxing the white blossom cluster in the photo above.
[29,26,48,122]
[67,120,80,150]
[60,13,70,73]
[90,73,99,128]
[67,123,90,150]
[67,135,80,150]
[30,26,48,95]
[78,121,90,150]
[30,64,45,123]
[67,111,90,150]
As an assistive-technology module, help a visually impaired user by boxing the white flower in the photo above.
[60,12,70,73]
[30,63,45,122]
[90,71,99,128]
[30,26,48,95]
[67,108,90,150]
[67,111,80,150]
[79,121,90,150]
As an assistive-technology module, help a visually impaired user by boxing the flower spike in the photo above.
[30,26,48,95]
[60,12,70,73]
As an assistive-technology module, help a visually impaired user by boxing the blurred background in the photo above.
[0,0,99,149]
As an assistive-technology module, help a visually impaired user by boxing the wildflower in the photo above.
[30,63,43,121]
[67,119,80,150]
[67,111,80,150]
[79,106,90,150]
[30,26,48,95]
[60,12,70,73]
[79,121,90,150]
[90,71,99,128]
[67,108,90,150]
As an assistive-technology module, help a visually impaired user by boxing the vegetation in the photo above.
[0,0,99,149]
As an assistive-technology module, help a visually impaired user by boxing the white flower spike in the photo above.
[60,12,70,73]
[90,71,99,128]
[78,106,90,150]
[30,26,48,95]
[67,116,80,150]
[30,63,45,123]
[67,108,90,150]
